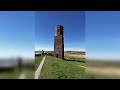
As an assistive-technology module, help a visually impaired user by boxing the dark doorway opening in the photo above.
[56,54,58,58]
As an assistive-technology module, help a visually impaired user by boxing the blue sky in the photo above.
[0,11,35,59]
[1,11,120,60]
[35,11,85,51]
[86,11,120,60]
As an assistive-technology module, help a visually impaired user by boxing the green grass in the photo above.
[39,55,85,79]
[64,55,85,62]
[0,60,34,79]
[23,68,34,79]
[0,68,20,79]
[0,68,34,79]
[35,56,43,70]
[64,51,85,55]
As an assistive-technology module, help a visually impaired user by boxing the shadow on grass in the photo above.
[0,68,15,72]
[64,59,85,63]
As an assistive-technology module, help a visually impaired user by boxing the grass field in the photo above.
[23,68,34,79]
[0,68,20,79]
[64,55,85,62]
[0,60,34,79]
[35,53,120,79]
[64,51,85,55]
[86,60,120,79]
[35,55,85,79]
[0,72,19,79]
[35,56,43,70]
[0,68,34,79]
[64,51,85,60]
[85,73,120,79]
[35,51,86,79]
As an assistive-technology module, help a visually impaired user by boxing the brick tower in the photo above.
[54,25,64,59]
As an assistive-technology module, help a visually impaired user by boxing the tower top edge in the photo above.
[56,25,63,27]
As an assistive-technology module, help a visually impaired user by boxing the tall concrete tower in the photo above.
[54,25,64,59]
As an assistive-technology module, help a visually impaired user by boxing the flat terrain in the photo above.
[0,69,19,79]
[86,60,120,79]
[65,51,85,59]
[0,61,34,79]
[65,54,85,59]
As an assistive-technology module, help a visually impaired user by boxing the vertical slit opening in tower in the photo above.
[56,54,58,58]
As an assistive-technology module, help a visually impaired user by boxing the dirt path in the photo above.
[77,65,86,69]
[19,72,26,79]
[35,57,46,79]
